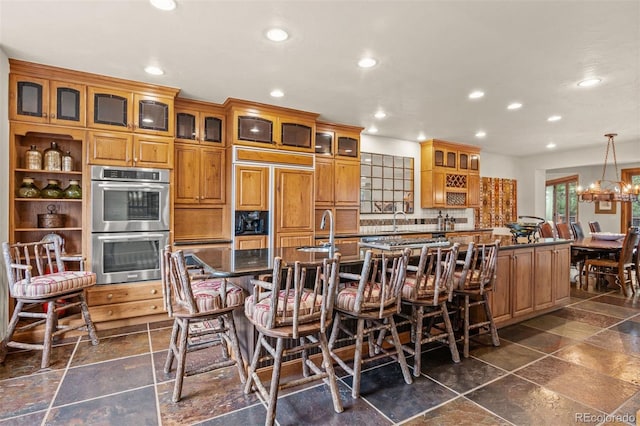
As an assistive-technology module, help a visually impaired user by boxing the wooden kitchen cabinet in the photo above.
[87,131,173,168]
[552,244,571,303]
[511,247,535,317]
[491,250,513,324]
[174,143,225,205]
[88,86,175,137]
[86,281,165,322]
[314,156,334,206]
[274,168,314,245]
[334,159,360,206]
[235,165,269,210]
[9,73,86,127]
[534,245,555,310]
[234,235,268,250]
[175,98,225,145]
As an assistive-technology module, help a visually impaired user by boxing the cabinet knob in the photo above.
[151,289,157,295]
[151,305,157,310]
[107,293,113,299]
[134,157,138,163]
[107,310,113,316]
[42,112,48,118]
[50,113,56,119]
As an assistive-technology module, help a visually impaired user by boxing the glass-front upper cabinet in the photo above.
[88,87,174,136]
[237,115,274,144]
[337,135,358,158]
[175,106,224,144]
[9,74,86,127]
[315,130,333,155]
[281,123,312,149]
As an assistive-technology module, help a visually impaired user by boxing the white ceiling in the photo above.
[1,0,639,157]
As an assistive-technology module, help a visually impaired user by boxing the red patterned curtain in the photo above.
[476,177,518,227]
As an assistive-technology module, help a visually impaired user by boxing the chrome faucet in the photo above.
[393,210,407,232]
[320,209,335,253]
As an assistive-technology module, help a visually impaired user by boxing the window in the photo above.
[360,152,414,214]
[545,175,578,225]
[621,168,640,229]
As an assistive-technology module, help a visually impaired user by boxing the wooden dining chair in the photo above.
[589,221,602,233]
[539,221,557,239]
[556,223,573,240]
[328,248,413,399]
[399,243,461,376]
[571,222,586,239]
[1,240,99,370]
[162,246,246,403]
[583,228,639,296]
[452,240,501,358]
[244,254,343,426]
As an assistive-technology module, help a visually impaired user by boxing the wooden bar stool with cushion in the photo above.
[452,240,501,358]
[328,248,413,399]
[583,228,640,296]
[162,246,246,403]
[1,240,99,370]
[243,254,343,426]
[398,243,461,376]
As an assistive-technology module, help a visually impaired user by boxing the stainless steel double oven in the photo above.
[91,165,170,284]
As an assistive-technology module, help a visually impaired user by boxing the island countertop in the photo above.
[183,238,571,278]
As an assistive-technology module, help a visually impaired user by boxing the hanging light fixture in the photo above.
[576,133,640,202]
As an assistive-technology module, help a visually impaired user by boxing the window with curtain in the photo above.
[545,175,578,224]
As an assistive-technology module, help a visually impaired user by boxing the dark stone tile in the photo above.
[520,314,602,340]
[612,320,640,337]
[0,344,75,379]
[149,319,174,330]
[0,370,63,419]
[591,294,640,309]
[516,356,640,413]
[466,374,604,425]
[550,307,623,328]
[158,366,258,425]
[71,332,151,367]
[571,300,639,319]
[0,411,46,425]
[585,329,640,357]
[199,403,266,426]
[45,387,158,425]
[275,381,391,426]
[419,346,506,393]
[149,326,172,353]
[341,362,457,422]
[469,339,544,371]
[554,342,640,385]
[496,324,579,353]
[87,323,150,340]
[613,390,640,423]
[54,354,154,406]
[402,396,510,425]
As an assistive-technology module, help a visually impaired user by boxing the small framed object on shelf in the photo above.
[595,201,616,214]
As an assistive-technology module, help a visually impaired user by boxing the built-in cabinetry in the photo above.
[314,122,363,236]
[420,139,481,209]
[224,98,319,153]
[235,165,269,211]
[274,168,315,248]
[172,98,229,243]
[489,242,571,327]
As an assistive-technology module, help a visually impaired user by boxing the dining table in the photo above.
[571,235,625,289]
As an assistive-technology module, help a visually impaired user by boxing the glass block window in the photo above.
[360,152,414,213]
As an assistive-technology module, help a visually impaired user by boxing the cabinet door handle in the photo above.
[42,112,48,118]
[50,113,56,119]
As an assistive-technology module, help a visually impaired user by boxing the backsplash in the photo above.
[360,208,475,233]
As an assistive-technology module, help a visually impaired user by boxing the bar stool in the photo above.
[161,246,246,402]
[244,254,343,426]
[452,240,501,358]
[328,248,413,399]
[398,243,461,376]
[1,239,98,370]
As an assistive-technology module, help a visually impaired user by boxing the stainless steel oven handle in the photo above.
[96,233,167,240]
[95,182,167,190]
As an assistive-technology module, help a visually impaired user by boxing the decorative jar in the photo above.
[63,180,82,199]
[17,177,41,198]
[62,151,74,171]
[43,142,62,171]
[25,145,42,170]
[41,179,64,199]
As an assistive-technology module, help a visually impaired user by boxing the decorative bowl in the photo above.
[591,232,625,241]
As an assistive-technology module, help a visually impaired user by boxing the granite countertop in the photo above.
[315,228,494,239]
[184,237,571,278]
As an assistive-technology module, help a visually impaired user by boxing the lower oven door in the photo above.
[91,231,169,284]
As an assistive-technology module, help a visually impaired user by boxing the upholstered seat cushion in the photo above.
[12,271,96,298]
[401,274,436,300]
[335,282,396,313]
[245,289,322,328]
[453,270,483,290]
[191,279,245,312]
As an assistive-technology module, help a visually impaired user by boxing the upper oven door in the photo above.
[91,181,170,232]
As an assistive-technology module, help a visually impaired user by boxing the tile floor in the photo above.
[1,283,640,425]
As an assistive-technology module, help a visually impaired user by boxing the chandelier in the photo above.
[576,133,640,202]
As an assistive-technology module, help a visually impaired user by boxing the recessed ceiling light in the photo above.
[144,65,164,75]
[417,133,427,142]
[468,90,485,99]
[266,28,289,42]
[368,126,378,133]
[150,0,176,11]
[507,102,523,110]
[547,115,562,122]
[577,78,602,87]
[546,142,556,149]
[270,89,284,98]
[358,57,377,68]
[374,111,386,119]
[475,131,486,138]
